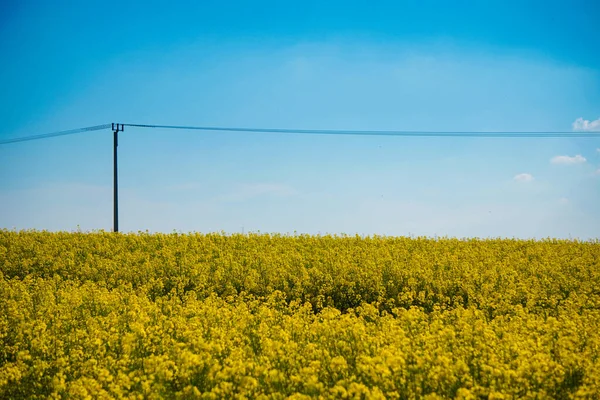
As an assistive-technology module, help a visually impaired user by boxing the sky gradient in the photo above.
[1,0,599,238]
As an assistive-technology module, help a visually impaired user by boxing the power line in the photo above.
[123,123,600,138]
[2,123,600,145]
[0,124,111,145]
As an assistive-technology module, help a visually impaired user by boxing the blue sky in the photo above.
[1,0,599,238]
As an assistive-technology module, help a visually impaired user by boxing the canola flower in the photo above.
[0,230,599,399]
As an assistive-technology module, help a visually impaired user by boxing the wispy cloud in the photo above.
[219,183,298,202]
[550,155,586,165]
[0,183,113,231]
[167,182,203,191]
[513,173,534,182]
[572,117,600,131]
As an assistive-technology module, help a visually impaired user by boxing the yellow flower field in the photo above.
[1,230,599,399]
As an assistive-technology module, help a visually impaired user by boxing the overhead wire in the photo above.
[122,123,600,138]
[0,124,111,145]
[1,122,600,145]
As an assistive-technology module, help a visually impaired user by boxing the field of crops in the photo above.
[1,230,599,399]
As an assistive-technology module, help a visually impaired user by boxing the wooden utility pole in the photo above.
[112,123,124,232]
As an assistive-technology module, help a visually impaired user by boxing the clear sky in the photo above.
[1,0,599,239]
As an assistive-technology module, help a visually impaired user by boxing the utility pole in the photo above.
[112,123,124,232]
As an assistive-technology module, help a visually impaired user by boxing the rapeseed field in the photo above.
[1,230,599,399]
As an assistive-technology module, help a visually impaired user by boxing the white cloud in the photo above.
[595,169,600,176]
[550,155,587,165]
[558,197,569,205]
[572,117,600,131]
[513,173,534,182]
